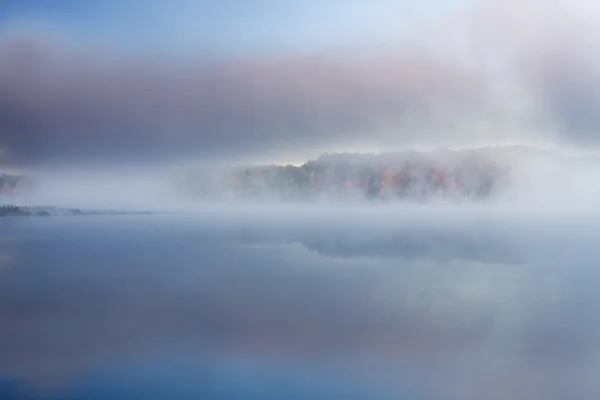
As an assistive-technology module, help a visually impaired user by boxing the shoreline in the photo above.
[0,205,160,218]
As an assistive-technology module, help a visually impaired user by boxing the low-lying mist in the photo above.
[6,146,600,215]
[2,196,600,400]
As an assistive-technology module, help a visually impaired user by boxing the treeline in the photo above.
[0,205,30,217]
[177,148,515,202]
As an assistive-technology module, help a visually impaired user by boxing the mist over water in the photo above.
[2,150,597,399]
[9,147,600,216]
[11,168,182,212]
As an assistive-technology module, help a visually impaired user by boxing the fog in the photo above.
[8,147,600,216]
[4,152,600,399]
[4,147,600,399]
[14,170,180,212]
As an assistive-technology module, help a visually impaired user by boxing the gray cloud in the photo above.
[0,36,488,165]
[2,0,600,165]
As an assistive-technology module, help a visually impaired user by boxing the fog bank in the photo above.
[4,147,600,215]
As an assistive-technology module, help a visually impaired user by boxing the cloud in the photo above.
[1,0,600,165]
[0,34,490,165]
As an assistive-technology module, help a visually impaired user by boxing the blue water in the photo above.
[2,211,600,399]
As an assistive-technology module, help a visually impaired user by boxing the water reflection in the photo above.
[1,213,600,399]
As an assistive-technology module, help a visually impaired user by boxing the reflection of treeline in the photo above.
[181,149,512,202]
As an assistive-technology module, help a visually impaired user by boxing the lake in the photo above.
[2,207,600,399]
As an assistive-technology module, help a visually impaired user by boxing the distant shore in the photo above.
[0,205,158,217]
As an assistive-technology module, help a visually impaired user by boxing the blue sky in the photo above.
[0,0,477,56]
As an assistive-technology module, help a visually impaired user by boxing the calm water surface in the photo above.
[1,211,600,399]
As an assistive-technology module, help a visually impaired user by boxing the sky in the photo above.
[1,0,600,167]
